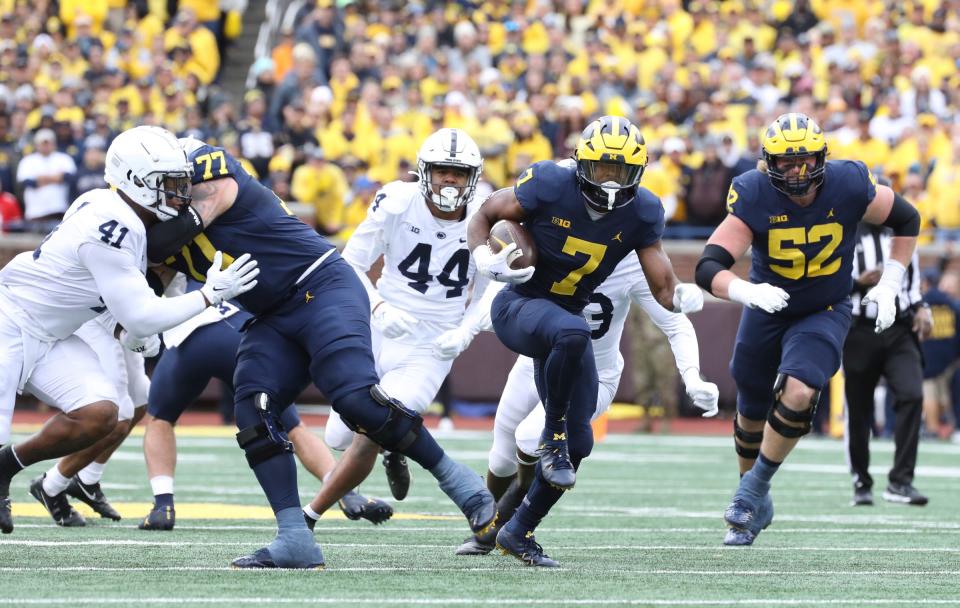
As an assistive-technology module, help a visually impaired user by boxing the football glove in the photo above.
[432,326,477,360]
[200,251,259,306]
[682,368,719,418]
[119,329,162,357]
[727,279,789,314]
[672,283,704,314]
[473,243,535,285]
[862,260,906,334]
[372,302,419,339]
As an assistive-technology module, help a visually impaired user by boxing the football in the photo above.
[488,219,537,270]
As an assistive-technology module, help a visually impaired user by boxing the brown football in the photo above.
[488,219,537,269]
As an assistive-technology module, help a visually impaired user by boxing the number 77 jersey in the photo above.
[727,160,877,316]
[512,160,665,313]
[342,180,476,324]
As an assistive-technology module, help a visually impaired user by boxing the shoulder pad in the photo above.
[373,180,420,215]
[632,187,666,223]
[517,160,574,204]
[179,137,206,155]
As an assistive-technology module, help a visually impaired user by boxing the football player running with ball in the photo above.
[468,116,703,566]
[302,128,495,525]
[695,113,920,545]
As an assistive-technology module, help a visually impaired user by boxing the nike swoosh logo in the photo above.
[78,483,97,501]
[213,286,227,292]
[459,238,467,243]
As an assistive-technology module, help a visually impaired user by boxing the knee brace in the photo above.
[733,417,764,459]
[768,373,821,438]
[235,393,294,468]
[339,385,423,453]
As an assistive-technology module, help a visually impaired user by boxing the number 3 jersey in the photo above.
[342,180,478,325]
[0,189,147,340]
[728,160,876,316]
[512,160,665,313]
[164,139,338,314]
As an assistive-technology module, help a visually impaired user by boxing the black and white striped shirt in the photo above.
[850,222,922,319]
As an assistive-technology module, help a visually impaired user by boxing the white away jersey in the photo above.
[343,180,479,324]
[0,189,146,340]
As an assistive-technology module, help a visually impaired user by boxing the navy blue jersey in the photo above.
[163,142,337,314]
[511,161,665,313]
[728,160,877,316]
[922,288,959,378]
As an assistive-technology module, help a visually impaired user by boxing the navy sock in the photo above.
[252,452,300,513]
[154,493,174,508]
[541,332,590,440]
[740,452,781,498]
[508,473,564,536]
[400,429,444,470]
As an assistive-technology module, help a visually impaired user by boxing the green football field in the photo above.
[2,426,959,607]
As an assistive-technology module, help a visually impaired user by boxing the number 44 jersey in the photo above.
[727,160,876,316]
[342,180,478,325]
[0,189,147,340]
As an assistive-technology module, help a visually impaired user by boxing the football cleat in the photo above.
[537,440,576,490]
[338,490,393,525]
[138,504,176,530]
[496,526,559,567]
[29,476,86,527]
[304,512,318,531]
[230,547,324,570]
[882,483,928,506]
[455,533,496,556]
[723,492,773,546]
[65,476,121,521]
[0,496,11,534]
[461,489,497,536]
[851,486,873,507]
[382,452,411,501]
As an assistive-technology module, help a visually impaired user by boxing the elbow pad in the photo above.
[695,244,735,294]
[882,192,920,237]
[146,206,204,264]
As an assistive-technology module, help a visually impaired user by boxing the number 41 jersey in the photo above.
[342,180,478,325]
[728,160,876,316]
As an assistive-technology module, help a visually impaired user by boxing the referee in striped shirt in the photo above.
[844,219,932,506]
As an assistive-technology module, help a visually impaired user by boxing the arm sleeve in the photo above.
[341,216,387,311]
[630,279,701,376]
[79,243,207,338]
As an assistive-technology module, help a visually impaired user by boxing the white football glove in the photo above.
[682,368,719,418]
[432,326,477,360]
[200,251,260,306]
[372,302,419,339]
[727,278,790,313]
[119,329,162,357]
[473,243,535,285]
[862,260,906,333]
[672,283,704,313]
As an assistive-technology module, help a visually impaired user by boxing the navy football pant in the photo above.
[491,288,598,532]
[233,258,444,513]
[731,302,852,421]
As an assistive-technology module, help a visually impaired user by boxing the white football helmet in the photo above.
[104,126,194,221]
[417,128,483,212]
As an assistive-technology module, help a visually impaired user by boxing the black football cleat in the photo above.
[851,486,873,506]
[138,505,175,530]
[304,511,318,531]
[65,476,121,521]
[338,490,393,525]
[0,496,11,534]
[29,476,86,527]
[455,533,496,556]
[382,452,411,501]
[231,547,324,570]
[496,525,559,567]
[882,483,928,506]
[460,488,497,536]
[537,440,576,490]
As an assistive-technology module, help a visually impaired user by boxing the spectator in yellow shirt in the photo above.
[164,8,219,85]
[292,145,349,237]
[506,112,553,180]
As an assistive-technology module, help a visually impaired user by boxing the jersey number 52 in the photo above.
[768,223,842,280]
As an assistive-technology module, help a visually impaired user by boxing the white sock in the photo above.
[43,465,71,496]
[303,504,320,521]
[77,462,105,486]
[149,475,174,496]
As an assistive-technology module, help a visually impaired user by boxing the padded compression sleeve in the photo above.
[146,206,204,264]
[695,244,735,294]
[882,192,920,236]
[79,243,207,338]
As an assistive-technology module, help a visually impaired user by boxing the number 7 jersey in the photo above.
[342,180,477,324]
[727,160,877,315]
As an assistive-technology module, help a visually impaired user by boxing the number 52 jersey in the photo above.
[727,160,877,316]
